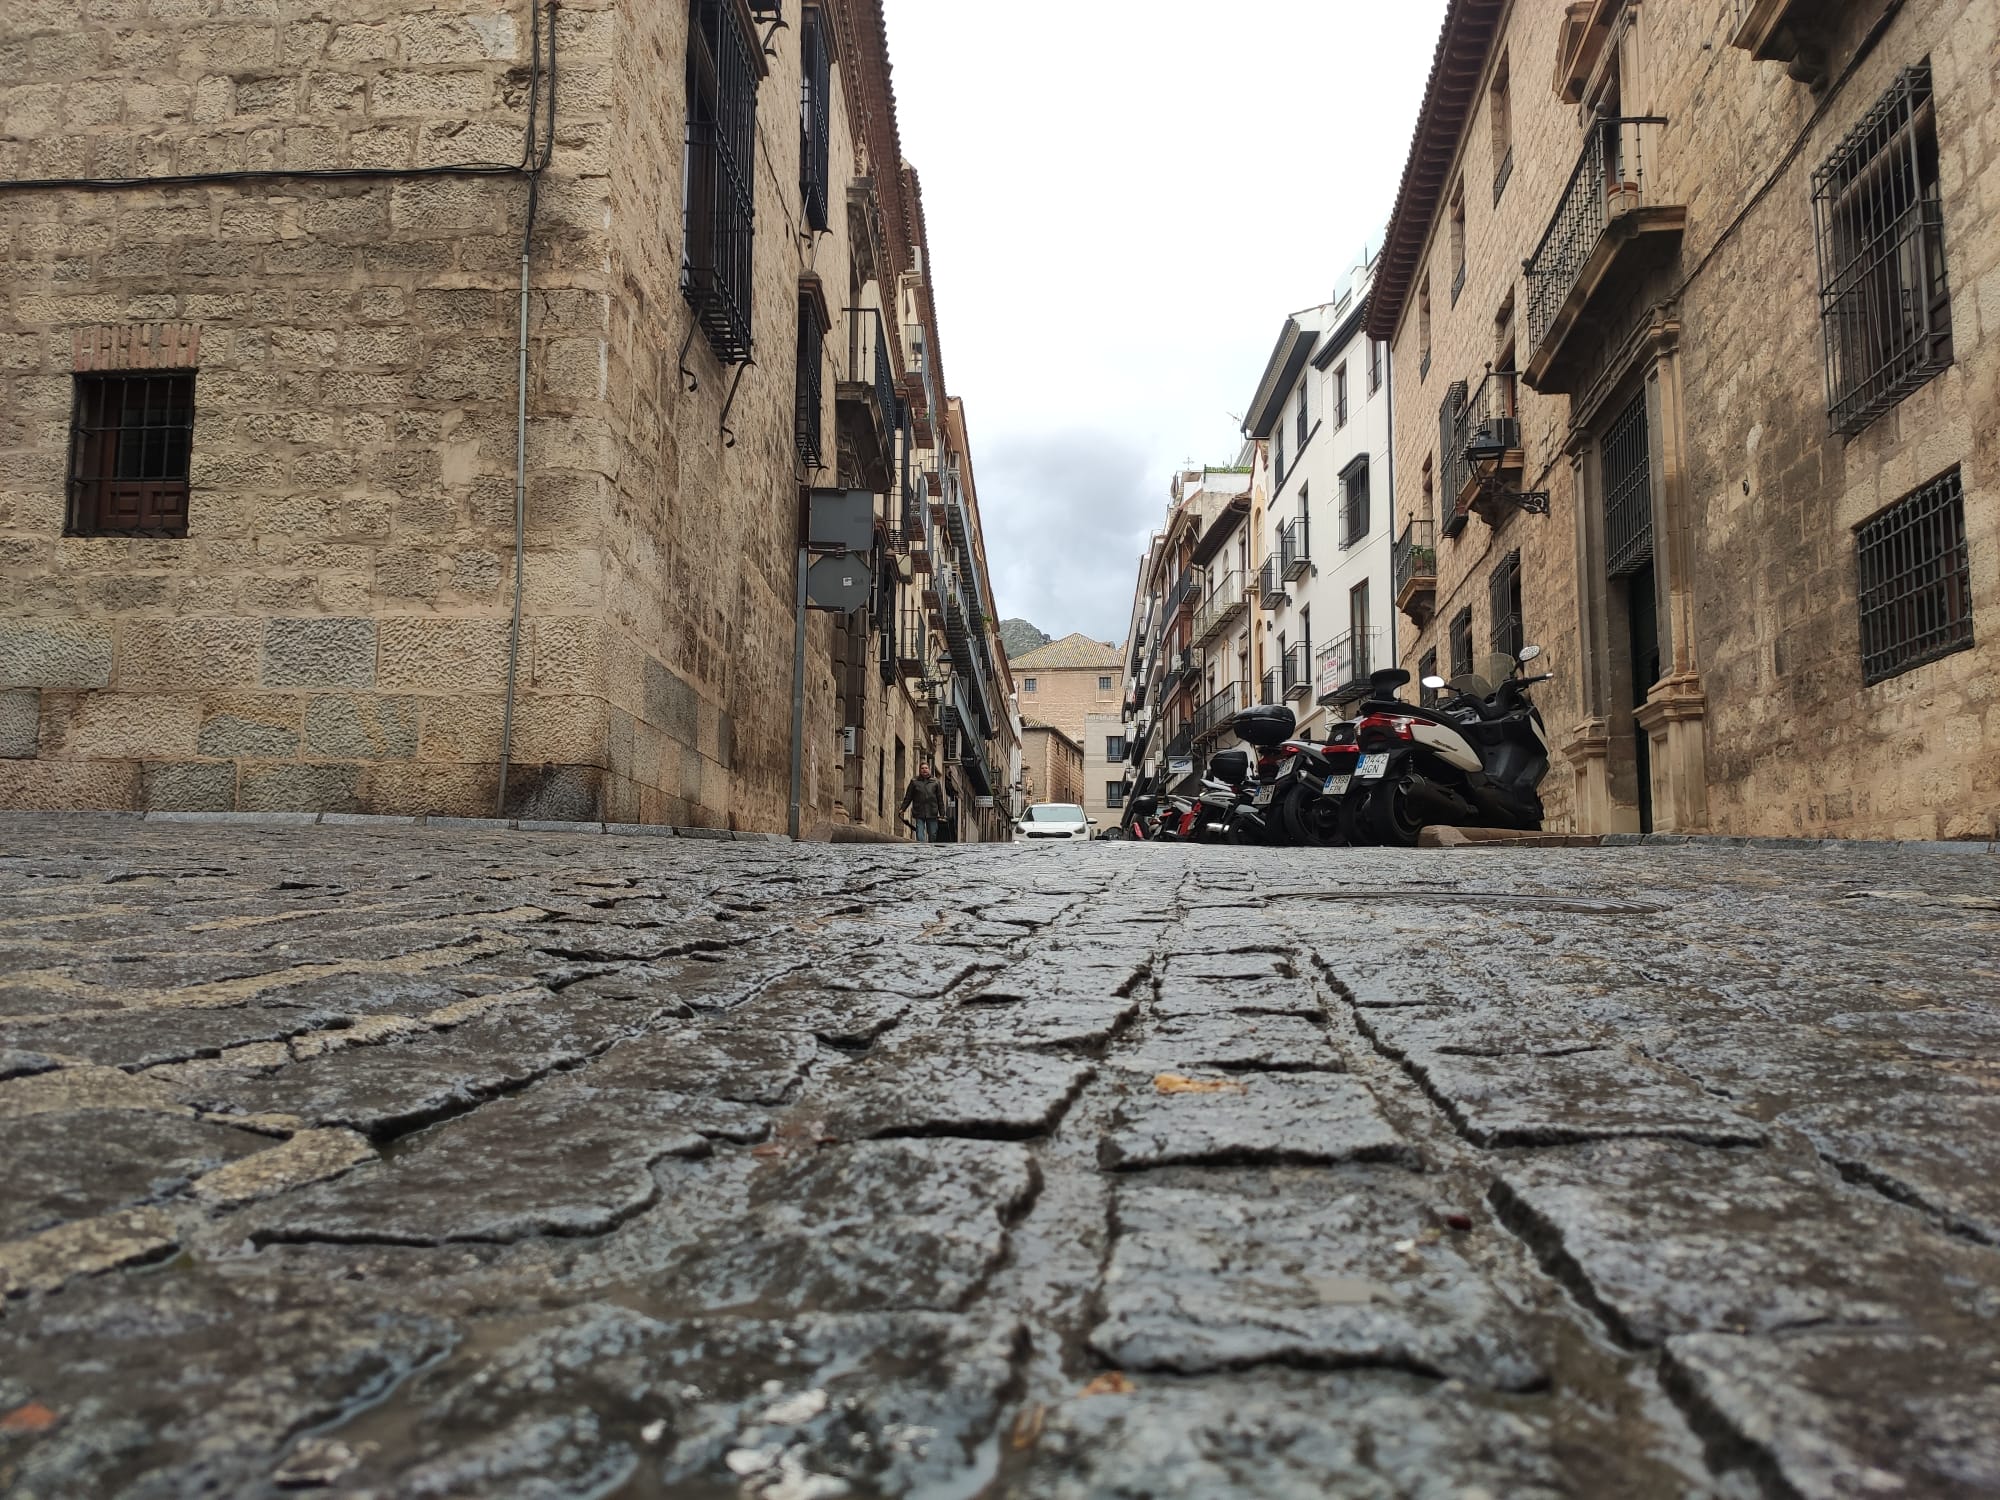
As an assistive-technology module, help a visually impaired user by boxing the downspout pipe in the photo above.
[498,3,558,817]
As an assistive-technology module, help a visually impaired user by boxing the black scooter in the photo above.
[1343,646,1554,846]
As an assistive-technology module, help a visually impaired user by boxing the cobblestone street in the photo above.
[1,815,1997,1498]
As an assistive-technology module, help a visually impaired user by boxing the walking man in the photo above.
[900,761,945,844]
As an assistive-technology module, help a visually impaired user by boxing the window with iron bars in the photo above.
[799,6,831,232]
[794,295,824,467]
[1449,606,1474,679]
[1489,550,1523,661]
[1814,61,1951,437]
[1340,456,1370,548]
[1295,383,1309,450]
[66,371,196,537]
[1419,647,1440,707]
[1600,388,1654,578]
[1855,467,1972,685]
[683,0,759,365]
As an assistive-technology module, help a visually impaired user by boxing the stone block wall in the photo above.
[0,0,618,818]
[0,0,975,835]
[1659,0,2000,839]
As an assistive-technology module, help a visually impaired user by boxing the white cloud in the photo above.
[882,0,1449,641]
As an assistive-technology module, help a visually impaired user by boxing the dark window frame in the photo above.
[1855,467,1973,685]
[1340,455,1370,548]
[65,369,196,538]
[799,5,832,233]
[1106,735,1127,763]
[794,293,824,466]
[1106,781,1127,809]
[1418,647,1440,707]
[1601,387,1654,578]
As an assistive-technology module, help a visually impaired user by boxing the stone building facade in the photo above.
[1370,0,1998,839]
[1019,721,1084,811]
[1009,633,1124,746]
[0,0,1014,838]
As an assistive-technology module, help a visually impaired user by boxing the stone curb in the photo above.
[0,810,786,842]
[1597,832,1998,854]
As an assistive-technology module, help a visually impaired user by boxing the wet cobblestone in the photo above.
[0,814,1997,1498]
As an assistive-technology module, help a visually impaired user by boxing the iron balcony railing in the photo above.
[1192,569,1246,645]
[1259,667,1280,705]
[846,306,901,446]
[1256,555,1287,608]
[1317,628,1380,705]
[1525,116,1670,360]
[1393,517,1437,604]
[1165,725,1193,764]
[1462,366,1521,464]
[1192,681,1248,743]
[1281,643,1312,700]
[1279,516,1310,582]
[1164,566,1198,622]
[904,322,939,436]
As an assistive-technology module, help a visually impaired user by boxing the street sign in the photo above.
[806,550,872,611]
[807,488,874,553]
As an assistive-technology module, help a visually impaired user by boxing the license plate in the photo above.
[1254,787,1274,806]
[1355,754,1391,780]
[1324,773,1350,795]
[1278,756,1296,779]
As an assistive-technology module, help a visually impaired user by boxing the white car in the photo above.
[1015,803,1093,841]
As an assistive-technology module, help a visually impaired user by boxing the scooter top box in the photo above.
[1230,705,1297,747]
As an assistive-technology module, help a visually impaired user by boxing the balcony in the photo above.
[903,483,932,574]
[1393,518,1438,624]
[1731,0,1831,86]
[1452,366,1526,521]
[836,307,900,494]
[894,603,929,681]
[1256,555,1288,609]
[902,323,940,446]
[1281,643,1312,702]
[1192,569,1247,646]
[1259,667,1280,705]
[1165,726,1193,765]
[1164,566,1199,623]
[1279,517,1311,582]
[1523,117,1684,395]
[1316,629,1381,707]
[1192,681,1248,744]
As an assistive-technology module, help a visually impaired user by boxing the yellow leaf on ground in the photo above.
[1079,1372,1137,1397]
[1153,1073,1245,1095]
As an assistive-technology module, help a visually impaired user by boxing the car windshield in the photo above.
[1026,805,1085,822]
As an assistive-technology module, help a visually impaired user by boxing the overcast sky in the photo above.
[879,0,1449,646]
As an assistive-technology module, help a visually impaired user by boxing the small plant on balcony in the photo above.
[1411,545,1436,574]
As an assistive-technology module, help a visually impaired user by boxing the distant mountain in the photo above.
[998,618,1052,660]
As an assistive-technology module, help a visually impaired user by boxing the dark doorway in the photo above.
[1626,567,1660,833]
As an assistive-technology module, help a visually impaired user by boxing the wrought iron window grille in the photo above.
[1813,61,1951,437]
[1419,648,1440,707]
[1449,607,1474,680]
[1488,550,1524,661]
[794,296,823,467]
[682,0,760,366]
[799,7,831,232]
[1855,467,1972,685]
[1600,389,1654,578]
[66,370,195,538]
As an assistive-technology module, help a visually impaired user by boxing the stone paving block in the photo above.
[1664,1326,2000,1499]
[193,994,649,1136]
[0,1049,58,1080]
[332,1305,1024,1499]
[1490,1139,2000,1347]
[1091,1171,1543,1389]
[826,1046,1093,1140]
[1,1109,268,1240]
[262,1083,711,1245]
[648,1138,1038,1316]
[1100,1072,1416,1171]
[1151,973,1325,1018]
[947,995,1140,1050]
[0,1275,454,1496]
[1,1002,335,1070]
[1784,1090,2000,1245]
[1008,1370,1603,1500]
[1112,1012,1344,1074]
[582,1023,819,1106]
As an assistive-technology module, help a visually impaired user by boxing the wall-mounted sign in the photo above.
[807,488,874,553]
[806,551,872,611]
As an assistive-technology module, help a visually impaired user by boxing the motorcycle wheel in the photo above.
[1365,779,1428,848]
[1271,784,1313,846]
[1293,790,1349,848]
[1101,827,1127,841]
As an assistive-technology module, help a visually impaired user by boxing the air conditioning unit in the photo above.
[1471,416,1521,454]
[839,726,859,757]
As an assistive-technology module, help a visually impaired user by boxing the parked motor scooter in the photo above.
[1257,720,1363,846]
[1217,704,1297,845]
[1344,646,1554,846]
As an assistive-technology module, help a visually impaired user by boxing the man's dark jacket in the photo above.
[901,773,945,820]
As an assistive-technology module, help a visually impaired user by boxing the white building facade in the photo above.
[1244,260,1397,740]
